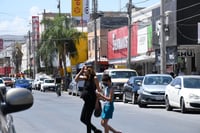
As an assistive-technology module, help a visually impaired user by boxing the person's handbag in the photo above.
[94,99,102,117]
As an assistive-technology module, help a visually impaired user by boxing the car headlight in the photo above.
[142,89,151,95]
[189,93,200,99]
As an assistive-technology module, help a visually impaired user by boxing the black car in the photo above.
[0,88,33,133]
[123,76,144,104]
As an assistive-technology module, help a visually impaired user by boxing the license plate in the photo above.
[155,96,164,100]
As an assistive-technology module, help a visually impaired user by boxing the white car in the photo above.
[40,79,56,92]
[165,75,200,113]
[103,68,138,100]
[33,77,47,90]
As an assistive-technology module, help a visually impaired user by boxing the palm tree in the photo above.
[12,45,23,74]
[39,14,83,88]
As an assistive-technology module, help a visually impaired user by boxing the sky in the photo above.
[0,0,159,36]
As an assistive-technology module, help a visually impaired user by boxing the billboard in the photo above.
[70,32,88,66]
[137,27,148,54]
[71,0,83,17]
[107,25,138,60]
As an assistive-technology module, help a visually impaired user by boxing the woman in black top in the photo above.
[75,65,102,133]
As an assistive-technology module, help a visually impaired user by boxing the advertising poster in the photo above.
[71,0,83,17]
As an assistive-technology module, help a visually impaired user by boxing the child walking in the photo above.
[97,74,122,133]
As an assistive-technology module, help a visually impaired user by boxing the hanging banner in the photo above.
[32,16,40,41]
[155,46,177,66]
[71,0,83,17]
[82,0,90,22]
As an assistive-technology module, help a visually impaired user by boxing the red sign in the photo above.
[0,39,3,50]
[107,25,138,60]
[32,16,40,41]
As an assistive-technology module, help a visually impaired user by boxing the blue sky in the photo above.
[0,0,159,35]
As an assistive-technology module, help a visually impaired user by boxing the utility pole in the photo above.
[127,0,132,69]
[93,0,98,72]
[57,0,61,16]
[160,0,166,74]
[28,30,31,78]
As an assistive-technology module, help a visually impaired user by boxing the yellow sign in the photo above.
[71,0,83,17]
[70,32,88,65]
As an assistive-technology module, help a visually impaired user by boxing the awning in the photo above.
[109,52,155,64]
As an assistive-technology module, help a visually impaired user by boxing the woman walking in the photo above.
[75,65,102,133]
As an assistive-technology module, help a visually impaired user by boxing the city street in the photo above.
[13,90,200,133]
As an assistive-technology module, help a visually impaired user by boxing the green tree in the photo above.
[39,14,82,85]
[12,45,23,74]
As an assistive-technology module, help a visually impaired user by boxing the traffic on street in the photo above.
[12,90,200,133]
[1,0,200,133]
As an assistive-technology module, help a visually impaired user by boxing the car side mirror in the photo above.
[1,88,34,115]
[174,84,181,89]
[137,82,142,86]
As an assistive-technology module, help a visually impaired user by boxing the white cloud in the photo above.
[0,6,55,35]
[0,16,28,35]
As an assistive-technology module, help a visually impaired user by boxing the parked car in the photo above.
[26,78,34,90]
[40,79,56,92]
[165,75,200,113]
[123,76,144,104]
[0,88,33,133]
[103,68,138,100]
[2,77,14,88]
[0,78,6,94]
[32,77,47,90]
[14,79,32,91]
[137,74,173,107]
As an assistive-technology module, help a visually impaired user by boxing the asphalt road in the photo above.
[12,90,200,133]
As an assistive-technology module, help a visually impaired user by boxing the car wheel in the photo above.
[180,98,187,113]
[165,96,173,111]
[137,95,147,108]
[131,93,137,104]
[123,93,128,103]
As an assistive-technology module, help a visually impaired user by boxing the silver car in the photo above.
[0,88,33,133]
[137,74,173,107]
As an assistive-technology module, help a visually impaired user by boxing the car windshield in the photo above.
[110,71,137,79]
[3,77,12,81]
[0,79,3,84]
[16,80,29,84]
[40,78,46,81]
[183,78,200,88]
[134,77,143,84]
[144,76,172,85]
[45,80,54,83]
[96,74,103,81]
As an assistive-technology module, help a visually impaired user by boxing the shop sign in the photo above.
[178,49,195,57]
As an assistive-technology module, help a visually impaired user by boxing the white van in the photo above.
[103,68,138,100]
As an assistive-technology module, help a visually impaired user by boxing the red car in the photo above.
[2,77,14,87]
